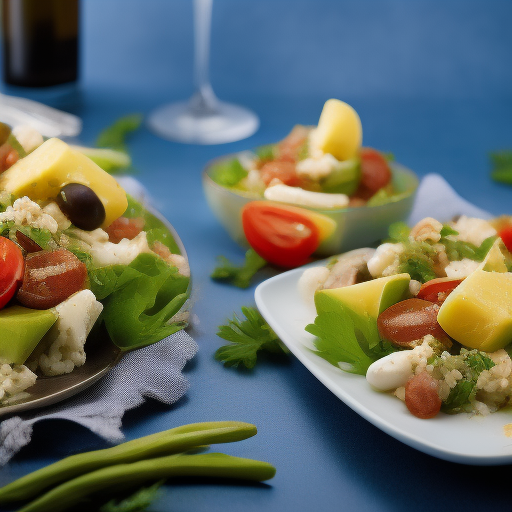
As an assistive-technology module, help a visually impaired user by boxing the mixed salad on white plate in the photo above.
[299,214,512,419]
[0,125,190,405]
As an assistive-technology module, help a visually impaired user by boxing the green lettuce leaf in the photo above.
[88,253,189,350]
[209,159,247,187]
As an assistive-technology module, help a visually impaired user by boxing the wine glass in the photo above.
[147,0,259,145]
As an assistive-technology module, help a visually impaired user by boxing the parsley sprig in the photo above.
[211,249,267,289]
[100,480,164,512]
[215,307,288,369]
[490,151,512,185]
[306,296,395,375]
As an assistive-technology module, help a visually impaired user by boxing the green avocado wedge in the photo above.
[315,273,411,319]
[0,306,58,365]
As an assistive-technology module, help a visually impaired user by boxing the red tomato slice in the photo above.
[242,202,320,268]
[499,226,512,253]
[0,237,24,309]
[354,148,392,200]
[260,161,302,187]
[416,277,463,304]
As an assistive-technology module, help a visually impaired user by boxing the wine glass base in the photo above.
[147,100,259,144]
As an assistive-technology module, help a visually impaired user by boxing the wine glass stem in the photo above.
[192,0,217,113]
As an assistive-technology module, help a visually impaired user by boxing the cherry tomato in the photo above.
[17,248,87,309]
[242,202,320,268]
[416,277,463,304]
[354,148,392,200]
[0,237,24,309]
[260,161,302,187]
[499,226,512,253]
[106,216,145,244]
[377,298,450,348]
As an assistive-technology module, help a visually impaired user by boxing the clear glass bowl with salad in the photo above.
[203,99,418,268]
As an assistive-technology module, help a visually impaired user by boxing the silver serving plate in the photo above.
[0,205,189,418]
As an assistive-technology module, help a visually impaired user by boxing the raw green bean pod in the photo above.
[0,421,257,503]
[19,452,276,512]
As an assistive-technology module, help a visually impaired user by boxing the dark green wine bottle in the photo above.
[2,0,79,87]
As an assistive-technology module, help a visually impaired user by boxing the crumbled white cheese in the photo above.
[240,169,266,195]
[263,184,349,209]
[296,153,343,180]
[367,243,404,278]
[166,253,190,277]
[42,202,71,230]
[449,216,497,246]
[36,290,103,377]
[237,151,258,171]
[444,258,480,279]
[0,363,37,401]
[0,196,59,233]
[88,231,152,267]
[11,125,44,154]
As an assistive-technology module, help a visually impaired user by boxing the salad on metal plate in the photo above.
[0,124,190,405]
[300,215,512,419]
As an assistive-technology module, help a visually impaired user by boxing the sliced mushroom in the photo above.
[322,248,376,289]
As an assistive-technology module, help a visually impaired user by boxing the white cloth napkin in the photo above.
[0,330,197,465]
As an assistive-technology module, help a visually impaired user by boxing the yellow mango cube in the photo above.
[0,138,127,227]
[312,99,362,161]
[437,269,512,352]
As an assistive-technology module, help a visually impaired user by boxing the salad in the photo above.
[300,214,512,419]
[206,99,417,268]
[0,125,190,405]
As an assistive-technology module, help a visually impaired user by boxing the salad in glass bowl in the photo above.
[299,214,512,419]
[0,126,190,406]
[203,99,418,268]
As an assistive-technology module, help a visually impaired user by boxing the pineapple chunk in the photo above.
[311,99,362,161]
[437,269,512,352]
[0,138,127,227]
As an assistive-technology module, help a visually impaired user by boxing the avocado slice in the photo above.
[315,273,411,319]
[0,306,58,365]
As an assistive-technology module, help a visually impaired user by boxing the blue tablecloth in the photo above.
[1,1,512,511]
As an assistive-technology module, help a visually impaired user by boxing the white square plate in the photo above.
[255,264,512,466]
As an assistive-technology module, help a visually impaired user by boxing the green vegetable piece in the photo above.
[18,453,276,512]
[320,159,361,195]
[100,480,164,512]
[387,221,410,243]
[0,421,258,504]
[7,132,27,158]
[211,249,267,289]
[0,306,57,364]
[71,146,132,174]
[490,151,512,185]
[209,159,247,187]
[254,144,277,161]
[215,306,288,369]
[89,253,190,350]
[96,114,143,152]
[306,295,395,375]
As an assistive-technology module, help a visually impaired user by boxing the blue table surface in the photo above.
[2,1,512,511]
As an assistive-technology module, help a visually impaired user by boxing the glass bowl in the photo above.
[202,157,419,257]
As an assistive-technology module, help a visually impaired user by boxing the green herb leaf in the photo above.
[388,221,410,243]
[490,151,512,185]
[211,249,267,289]
[441,350,495,413]
[88,253,189,350]
[440,225,458,237]
[306,296,394,375]
[96,114,143,152]
[254,144,276,162]
[398,257,437,283]
[209,159,247,187]
[100,480,164,512]
[441,235,496,262]
[215,306,287,369]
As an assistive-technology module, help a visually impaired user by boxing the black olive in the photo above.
[56,183,106,231]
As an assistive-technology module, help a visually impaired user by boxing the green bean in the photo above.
[19,452,276,512]
[0,421,257,503]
